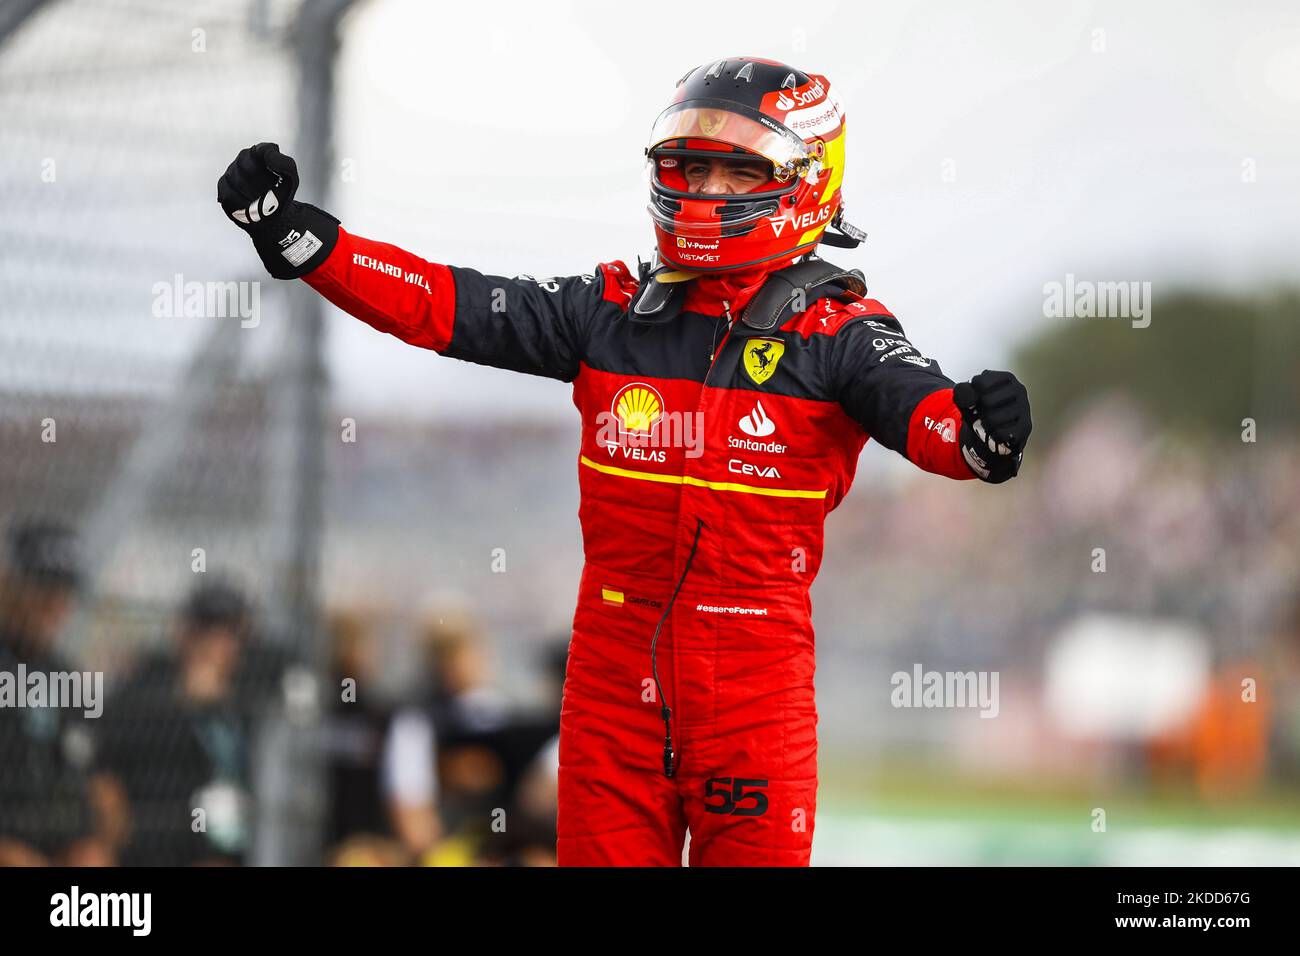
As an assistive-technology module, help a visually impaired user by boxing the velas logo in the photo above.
[743,339,785,385]
[771,203,832,237]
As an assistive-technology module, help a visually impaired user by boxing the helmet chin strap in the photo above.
[818,208,867,248]
[652,267,700,284]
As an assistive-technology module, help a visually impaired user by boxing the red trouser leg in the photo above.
[556,574,819,866]
[556,596,687,867]
[673,606,820,867]
[556,762,686,866]
[680,771,817,866]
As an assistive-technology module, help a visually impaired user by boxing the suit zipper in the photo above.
[653,301,734,778]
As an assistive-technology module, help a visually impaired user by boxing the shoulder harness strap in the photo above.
[628,262,693,325]
[627,257,866,330]
[739,258,866,331]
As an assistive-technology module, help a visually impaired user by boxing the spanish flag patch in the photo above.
[601,587,625,607]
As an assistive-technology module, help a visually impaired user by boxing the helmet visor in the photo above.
[647,98,809,173]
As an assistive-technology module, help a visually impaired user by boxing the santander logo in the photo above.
[739,401,776,437]
[792,78,826,106]
[774,80,824,112]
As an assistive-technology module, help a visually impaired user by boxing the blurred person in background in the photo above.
[0,519,119,866]
[96,578,258,865]
[1148,586,1298,801]
[476,641,569,866]
[218,55,1032,866]
[381,608,559,865]
[321,609,395,850]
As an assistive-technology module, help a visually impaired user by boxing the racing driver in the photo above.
[217,56,1032,866]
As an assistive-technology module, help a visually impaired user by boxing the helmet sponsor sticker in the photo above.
[771,203,832,237]
[791,78,826,107]
[697,110,728,137]
[675,236,722,264]
[769,78,827,115]
[784,102,841,137]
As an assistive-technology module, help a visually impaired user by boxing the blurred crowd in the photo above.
[0,518,563,867]
[824,396,1300,799]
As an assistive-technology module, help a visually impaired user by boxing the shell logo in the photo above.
[612,383,664,436]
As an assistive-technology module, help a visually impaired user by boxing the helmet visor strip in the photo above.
[646,98,811,184]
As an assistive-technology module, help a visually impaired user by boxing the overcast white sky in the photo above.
[325,0,1300,420]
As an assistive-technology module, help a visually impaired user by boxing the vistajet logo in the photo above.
[50,886,151,936]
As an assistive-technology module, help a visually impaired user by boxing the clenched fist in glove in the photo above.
[952,370,1032,483]
[216,143,339,279]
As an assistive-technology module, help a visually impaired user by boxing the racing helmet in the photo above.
[646,57,860,273]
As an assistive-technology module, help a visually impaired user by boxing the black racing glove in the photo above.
[952,370,1032,483]
[216,142,339,279]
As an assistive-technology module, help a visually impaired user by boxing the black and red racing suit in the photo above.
[301,227,975,865]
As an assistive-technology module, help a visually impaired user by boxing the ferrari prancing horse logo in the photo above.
[743,338,785,385]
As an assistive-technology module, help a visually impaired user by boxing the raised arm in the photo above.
[831,301,1031,483]
[217,142,621,382]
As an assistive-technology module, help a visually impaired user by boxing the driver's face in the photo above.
[682,156,773,195]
